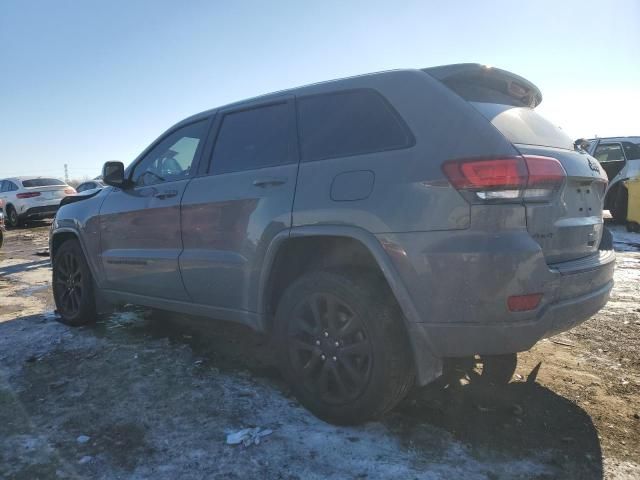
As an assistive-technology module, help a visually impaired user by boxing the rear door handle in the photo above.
[252,177,287,188]
[153,189,178,199]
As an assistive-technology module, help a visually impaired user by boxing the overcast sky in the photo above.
[1,0,639,180]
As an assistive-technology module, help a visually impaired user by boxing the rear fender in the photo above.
[259,225,442,385]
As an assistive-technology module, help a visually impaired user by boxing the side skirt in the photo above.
[99,288,265,331]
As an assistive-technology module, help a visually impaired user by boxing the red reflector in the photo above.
[507,293,543,312]
[442,157,528,190]
[16,192,41,199]
[523,155,566,187]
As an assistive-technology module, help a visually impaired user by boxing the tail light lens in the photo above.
[522,155,566,200]
[442,155,566,204]
[64,187,76,195]
[507,293,543,312]
[16,192,41,199]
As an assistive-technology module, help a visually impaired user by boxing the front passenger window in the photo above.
[131,120,209,186]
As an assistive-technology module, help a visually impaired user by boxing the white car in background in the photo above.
[0,177,76,227]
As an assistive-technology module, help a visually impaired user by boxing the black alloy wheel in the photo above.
[287,292,373,404]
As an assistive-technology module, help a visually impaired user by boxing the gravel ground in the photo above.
[0,222,638,479]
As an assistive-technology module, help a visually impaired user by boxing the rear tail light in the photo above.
[442,155,566,203]
[16,192,41,199]
[64,187,76,195]
[523,155,566,200]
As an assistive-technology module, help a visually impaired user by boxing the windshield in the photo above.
[21,178,66,188]
[471,102,574,150]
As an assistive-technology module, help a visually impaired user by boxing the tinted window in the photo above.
[622,141,640,160]
[76,182,96,192]
[297,89,413,162]
[22,178,66,187]
[594,143,625,163]
[471,102,574,150]
[0,181,6,192]
[132,120,208,186]
[210,103,291,174]
[9,182,18,191]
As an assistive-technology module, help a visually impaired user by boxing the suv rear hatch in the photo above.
[425,64,608,264]
[20,178,74,201]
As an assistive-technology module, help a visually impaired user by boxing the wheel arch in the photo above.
[50,230,79,259]
[50,227,110,312]
[259,225,442,385]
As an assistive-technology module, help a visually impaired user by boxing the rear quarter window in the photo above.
[21,178,66,188]
[471,102,574,150]
[297,89,414,162]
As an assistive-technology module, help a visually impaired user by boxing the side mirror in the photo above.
[102,161,129,188]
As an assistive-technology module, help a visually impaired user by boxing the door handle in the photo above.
[153,189,178,199]
[252,177,287,188]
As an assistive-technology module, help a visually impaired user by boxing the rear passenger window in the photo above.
[211,103,292,174]
[594,144,625,163]
[297,89,413,162]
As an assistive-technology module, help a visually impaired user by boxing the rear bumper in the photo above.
[415,278,612,357]
[22,204,59,219]
[377,226,615,359]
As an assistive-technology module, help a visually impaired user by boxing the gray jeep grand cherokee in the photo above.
[50,63,614,424]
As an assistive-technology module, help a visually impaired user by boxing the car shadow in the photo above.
[0,259,51,278]
[116,311,604,479]
[394,376,603,479]
[4,219,52,230]
[1,311,604,479]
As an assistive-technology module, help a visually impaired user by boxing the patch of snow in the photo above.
[609,224,640,252]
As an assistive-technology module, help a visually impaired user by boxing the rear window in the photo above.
[471,102,574,150]
[21,178,66,188]
[297,89,413,162]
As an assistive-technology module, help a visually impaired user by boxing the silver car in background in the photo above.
[0,177,76,227]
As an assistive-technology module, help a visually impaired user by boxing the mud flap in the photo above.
[406,322,443,386]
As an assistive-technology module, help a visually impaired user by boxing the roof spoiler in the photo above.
[423,63,543,108]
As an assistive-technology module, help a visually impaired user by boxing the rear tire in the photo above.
[6,205,19,228]
[52,239,97,326]
[610,186,628,223]
[478,353,518,385]
[443,353,517,386]
[274,270,415,425]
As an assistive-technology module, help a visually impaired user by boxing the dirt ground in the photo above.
[0,223,638,480]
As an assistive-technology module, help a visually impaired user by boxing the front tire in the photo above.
[52,239,97,326]
[274,270,415,425]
